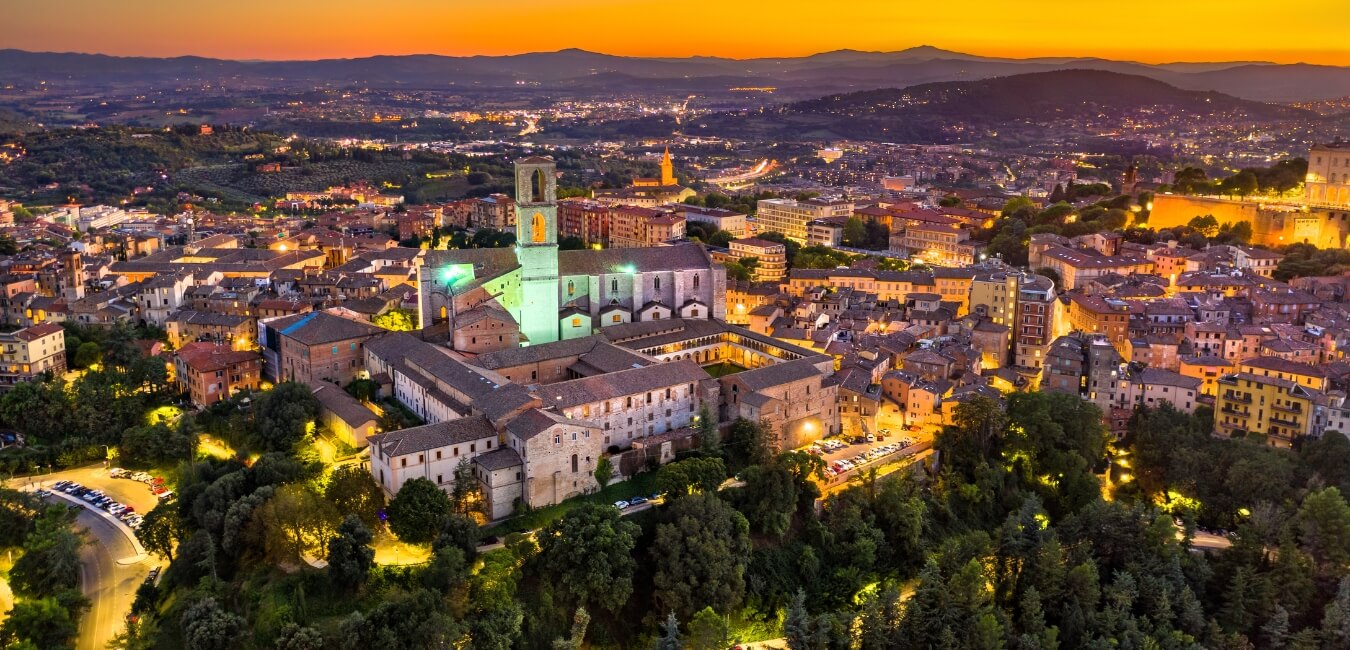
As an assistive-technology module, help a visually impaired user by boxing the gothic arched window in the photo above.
[532,168,548,203]
[532,213,546,243]
[693,274,700,290]
[654,277,661,291]
[567,280,575,296]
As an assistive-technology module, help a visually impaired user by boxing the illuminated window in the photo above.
[572,317,581,328]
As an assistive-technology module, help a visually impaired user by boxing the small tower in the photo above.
[61,249,84,302]
[514,157,560,345]
[659,146,675,186]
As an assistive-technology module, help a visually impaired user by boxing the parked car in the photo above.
[109,468,127,478]
[156,491,175,503]
[613,500,630,510]
[629,496,648,506]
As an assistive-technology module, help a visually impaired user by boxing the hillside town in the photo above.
[1,142,1348,508]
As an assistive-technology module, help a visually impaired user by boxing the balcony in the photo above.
[1222,391,1252,404]
[1272,402,1303,415]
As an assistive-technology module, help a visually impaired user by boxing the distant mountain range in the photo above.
[3,47,1350,102]
[685,70,1316,145]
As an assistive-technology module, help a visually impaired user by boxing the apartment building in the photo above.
[0,323,66,390]
[755,198,853,243]
[174,342,262,407]
[724,237,787,283]
[1215,372,1325,446]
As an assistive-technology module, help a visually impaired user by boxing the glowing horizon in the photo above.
[3,0,1348,67]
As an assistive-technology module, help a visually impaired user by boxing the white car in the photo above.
[614,500,630,510]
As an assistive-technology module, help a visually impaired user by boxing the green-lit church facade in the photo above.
[417,157,727,346]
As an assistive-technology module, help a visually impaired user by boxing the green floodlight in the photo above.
[442,265,468,287]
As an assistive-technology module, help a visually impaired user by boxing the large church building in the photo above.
[417,156,726,347]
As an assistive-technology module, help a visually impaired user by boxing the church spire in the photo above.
[660,146,675,186]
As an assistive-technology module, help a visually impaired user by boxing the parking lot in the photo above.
[806,430,920,477]
[29,465,175,532]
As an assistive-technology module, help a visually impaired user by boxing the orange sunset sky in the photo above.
[3,0,1348,65]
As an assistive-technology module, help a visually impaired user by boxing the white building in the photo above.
[755,198,853,243]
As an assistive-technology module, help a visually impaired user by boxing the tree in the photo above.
[420,545,470,595]
[435,512,481,559]
[1188,215,1220,237]
[843,217,868,248]
[1322,576,1350,648]
[10,516,82,599]
[0,489,44,548]
[655,612,683,650]
[372,308,417,332]
[784,587,835,650]
[251,382,320,452]
[121,422,195,465]
[328,514,375,590]
[136,504,184,561]
[254,484,339,563]
[697,404,719,454]
[339,589,462,649]
[1263,605,1291,649]
[655,456,727,497]
[1297,487,1350,575]
[708,230,734,248]
[594,456,614,488]
[450,457,485,517]
[735,464,798,538]
[725,418,776,471]
[684,608,730,650]
[180,597,245,650]
[1,596,82,649]
[1001,197,1036,218]
[552,607,590,650]
[652,493,753,619]
[275,623,325,650]
[324,466,385,529]
[537,503,640,613]
[387,477,453,544]
[72,341,102,368]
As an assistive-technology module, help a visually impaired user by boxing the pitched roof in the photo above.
[735,357,826,392]
[312,384,378,428]
[269,310,383,345]
[474,447,523,471]
[368,415,497,457]
[534,360,709,408]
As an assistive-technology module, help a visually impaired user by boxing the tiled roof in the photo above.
[269,311,383,345]
[368,415,497,457]
[475,447,523,471]
[312,384,377,427]
[534,360,709,409]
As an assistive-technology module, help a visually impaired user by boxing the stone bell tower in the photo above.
[515,157,560,345]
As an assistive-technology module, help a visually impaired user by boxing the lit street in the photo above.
[9,466,160,650]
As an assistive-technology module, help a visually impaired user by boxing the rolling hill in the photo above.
[3,47,1350,102]
[692,70,1315,144]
